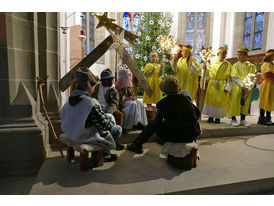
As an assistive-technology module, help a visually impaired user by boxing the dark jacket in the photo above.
[155,93,201,143]
[91,84,119,114]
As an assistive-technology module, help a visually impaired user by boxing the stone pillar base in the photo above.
[0,122,46,177]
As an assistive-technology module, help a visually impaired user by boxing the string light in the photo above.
[242,73,257,88]
[199,47,216,64]
[158,35,173,51]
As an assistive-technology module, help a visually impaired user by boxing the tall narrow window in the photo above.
[253,12,264,50]
[123,12,132,54]
[89,14,95,52]
[185,12,207,53]
[81,12,87,56]
[243,12,253,50]
[133,12,141,34]
[185,12,195,46]
[195,12,206,52]
[243,12,264,50]
[123,12,132,32]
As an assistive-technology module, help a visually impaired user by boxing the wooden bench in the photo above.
[59,134,105,171]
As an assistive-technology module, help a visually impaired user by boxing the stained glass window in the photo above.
[123,12,132,54]
[89,14,95,52]
[185,32,194,46]
[185,12,195,47]
[123,12,132,32]
[195,12,206,52]
[81,12,87,56]
[185,12,206,53]
[245,12,252,18]
[253,12,264,50]
[243,12,264,50]
[243,12,253,50]
[133,12,141,34]
[197,12,206,29]
[186,12,195,30]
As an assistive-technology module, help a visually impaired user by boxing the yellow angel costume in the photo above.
[176,57,201,101]
[203,60,232,118]
[259,62,274,112]
[226,61,256,117]
[143,63,163,104]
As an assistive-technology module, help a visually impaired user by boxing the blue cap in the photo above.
[100,71,114,80]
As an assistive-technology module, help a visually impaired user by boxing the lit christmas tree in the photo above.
[132,12,174,78]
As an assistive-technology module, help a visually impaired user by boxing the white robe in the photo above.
[121,100,148,129]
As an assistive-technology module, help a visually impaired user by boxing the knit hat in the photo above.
[75,67,97,90]
[100,70,115,80]
[160,75,181,95]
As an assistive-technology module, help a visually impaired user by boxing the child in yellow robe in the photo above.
[258,49,274,126]
[143,52,163,105]
[175,45,201,101]
[202,47,232,124]
[226,47,256,127]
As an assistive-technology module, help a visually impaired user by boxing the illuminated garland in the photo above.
[242,73,257,88]
[199,47,215,64]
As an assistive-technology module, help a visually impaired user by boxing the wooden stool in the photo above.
[59,134,105,171]
[145,106,157,121]
[162,141,198,170]
[167,148,197,170]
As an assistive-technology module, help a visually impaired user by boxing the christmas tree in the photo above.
[132,12,174,86]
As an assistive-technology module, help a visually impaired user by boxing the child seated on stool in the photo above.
[127,76,201,155]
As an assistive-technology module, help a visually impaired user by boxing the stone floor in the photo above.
[16,134,273,195]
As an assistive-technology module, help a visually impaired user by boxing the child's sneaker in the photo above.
[239,120,250,127]
[230,119,239,127]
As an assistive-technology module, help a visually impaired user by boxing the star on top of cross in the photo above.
[93,12,116,29]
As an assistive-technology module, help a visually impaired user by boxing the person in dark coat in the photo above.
[127,75,201,154]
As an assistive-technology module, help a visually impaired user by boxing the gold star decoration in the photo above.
[93,12,116,29]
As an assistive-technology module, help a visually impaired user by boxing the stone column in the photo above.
[0,12,61,177]
[0,12,47,177]
[212,12,223,53]
[90,12,107,76]
[223,12,236,58]
[37,12,62,149]
[170,12,179,41]
[266,13,274,50]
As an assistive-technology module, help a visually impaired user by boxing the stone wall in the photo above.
[0,12,60,177]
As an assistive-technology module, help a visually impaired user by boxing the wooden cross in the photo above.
[59,13,153,97]
[59,35,114,92]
